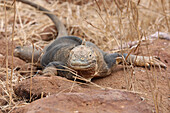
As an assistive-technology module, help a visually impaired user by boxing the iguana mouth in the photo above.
[68,60,96,70]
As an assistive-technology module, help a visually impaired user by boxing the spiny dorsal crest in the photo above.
[81,39,86,45]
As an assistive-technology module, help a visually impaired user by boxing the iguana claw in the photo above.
[130,55,167,69]
[43,66,58,77]
[116,55,167,69]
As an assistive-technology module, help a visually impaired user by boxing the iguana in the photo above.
[14,0,167,81]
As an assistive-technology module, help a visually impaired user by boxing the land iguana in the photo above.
[14,0,167,81]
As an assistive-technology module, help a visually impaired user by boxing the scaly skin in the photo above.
[14,0,167,81]
[14,46,41,64]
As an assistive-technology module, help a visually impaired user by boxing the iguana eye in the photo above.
[81,57,84,60]
[88,52,92,58]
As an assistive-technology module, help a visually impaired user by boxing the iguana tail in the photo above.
[17,0,68,37]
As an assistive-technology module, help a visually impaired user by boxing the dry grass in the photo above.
[0,0,169,112]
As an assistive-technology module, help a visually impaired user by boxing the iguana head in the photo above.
[68,45,97,71]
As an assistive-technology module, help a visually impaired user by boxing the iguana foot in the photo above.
[134,56,167,69]
[43,66,58,77]
[44,61,76,80]
[116,55,167,69]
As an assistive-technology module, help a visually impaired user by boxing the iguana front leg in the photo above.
[116,54,167,69]
[43,61,77,79]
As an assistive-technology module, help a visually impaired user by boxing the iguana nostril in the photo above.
[15,46,21,49]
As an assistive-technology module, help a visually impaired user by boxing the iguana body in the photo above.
[15,0,167,81]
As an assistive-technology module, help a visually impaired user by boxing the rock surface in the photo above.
[0,55,28,69]
[12,89,152,113]
[14,76,90,100]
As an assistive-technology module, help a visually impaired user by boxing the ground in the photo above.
[0,0,169,113]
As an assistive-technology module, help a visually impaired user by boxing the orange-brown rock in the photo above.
[14,76,86,100]
[12,89,152,113]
